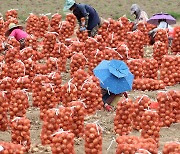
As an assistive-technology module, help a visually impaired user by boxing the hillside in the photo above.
[0,0,179,22]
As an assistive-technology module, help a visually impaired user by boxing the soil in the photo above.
[0,1,180,152]
[0,72,179,154]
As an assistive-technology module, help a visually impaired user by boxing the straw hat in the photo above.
[5,23,23,37]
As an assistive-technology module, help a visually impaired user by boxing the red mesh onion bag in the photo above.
[0,91,8,131]
[85,123,102,154]
[157,91,174,127]
[51,130,75,154]
[50,13,62,33]
[9,90,29,120]
[163,142,180,154]
[171,26,180,54]
[10,117,31,152]
[114,98,134,135]
[132,95,151,130]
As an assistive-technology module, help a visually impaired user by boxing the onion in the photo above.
[94,35,107,50]
[167,90,180,123]
[114,98,134,135]
[41,109,60,145]
[9,90,29,119]
[80,80,103,115]
[88,49,105,75]
[61,80,78,107]
[142,58,158,79]
[42,32,57,58]
[71,69,89,98]
[0,76,14,90]
[5,9,18,20]
[153,41,168,67]
[32,75,50,107]
[116,42,129,61]
[10,117,31,152]
[85,123,102,154]
[51,130,75,154]
[132,95,151,130]
[68,41,85,58]
[65,13,76,35]
[34,63,50,75]
[137,22,150,45]
[11,60,26,79]
[116,136,158,154]
[41,106,74,145]
[117,16,133,41]
[0,18,5,37]
[157,91,174,127]
[98,20,109,41]
[141,110,160,145]
[58,21,73,43]
[103,47,123,60]
[26,13,39,37]
[0,141,25,153]
[70,52,87,76]
[171,26,180,54]
[84,37,99,59]
[76,30,88,42]
[51,42,68,72]
[69,101,85,137]
[133,78,165,91]
[163,142,180,154]
[46,57,59,73]
[50,13,62,33]
[160,55,177,86]
[5,47,21,65]
[154,29,169,47]
[175,56,180,83]
[38,14,49,38]
[0,91,8,131]
[126,30,144,59]
[6,37,20,50]
[1,63,9,79]
[15,76,31,91]
[127,59,143,79]
[20,47,40,61]
[25,35,38,51]
[23,58,36,80]
[106,32,119,48]
[39,82,59,120]
[51,42,68,59]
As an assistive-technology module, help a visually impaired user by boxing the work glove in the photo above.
[80,27,86,32]
[104,103,113,112]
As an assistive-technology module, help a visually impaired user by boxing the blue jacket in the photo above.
[73,3,100,30]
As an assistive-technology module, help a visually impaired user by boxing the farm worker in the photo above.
[130,4,148,30]
[5,23,28,49]
[102,89,128,112]
[63,0,101,37]
[148,19,174,45]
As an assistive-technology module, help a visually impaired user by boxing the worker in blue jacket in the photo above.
[63,0,101,37]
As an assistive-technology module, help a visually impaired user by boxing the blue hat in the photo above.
[63,0,75,11]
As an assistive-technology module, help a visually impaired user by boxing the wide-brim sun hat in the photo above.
[5,23,23,37]
[63,0,75,12]
[130,4,140,15]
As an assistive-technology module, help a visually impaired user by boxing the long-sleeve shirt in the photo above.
[73,3,100,30]
[134,11,148,24]
[158,21,173,31]
[10,29,28,41]
[150,21,173,34]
